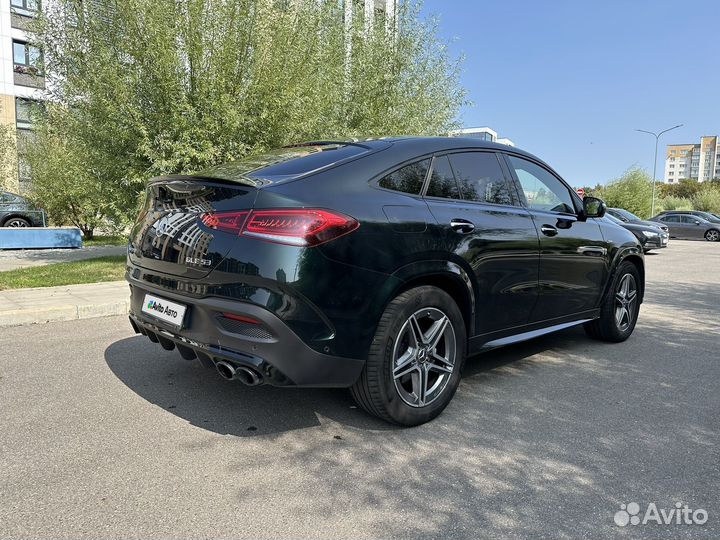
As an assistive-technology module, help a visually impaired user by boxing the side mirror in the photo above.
[583,196,606,219]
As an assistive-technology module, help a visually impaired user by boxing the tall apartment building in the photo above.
[449,126,515,147]
[0,0,44,194]
[664,136,720,184]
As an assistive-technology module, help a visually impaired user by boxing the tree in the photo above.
[0,117,17,192]
[28,0,466,230]
[593,167,654,218]
[658,178,701,199]
[28,109,131,239]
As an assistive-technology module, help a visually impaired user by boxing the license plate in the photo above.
[141,294,187,328]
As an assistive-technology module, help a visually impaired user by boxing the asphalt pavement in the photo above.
[1,240,718,539]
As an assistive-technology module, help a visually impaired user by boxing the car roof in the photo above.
[359,136,563,174]
[189,137,563,187]
[364,136,540,159]
[663,213,709,221]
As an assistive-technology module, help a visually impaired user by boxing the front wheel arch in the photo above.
[601,249,645,307]
[619,254,645,304]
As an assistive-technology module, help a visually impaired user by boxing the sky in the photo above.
[420,0,720,187]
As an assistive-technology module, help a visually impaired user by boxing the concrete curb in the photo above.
[0,281,130,327]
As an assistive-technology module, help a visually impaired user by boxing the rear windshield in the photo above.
[199,143,372,184]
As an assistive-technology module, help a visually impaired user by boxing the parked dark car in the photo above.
[650,212,720,241]
[653,210,720,226]
[605,213,668,252]
[0,191,45,227]
[126,137,644,425]
[606,207,670,234]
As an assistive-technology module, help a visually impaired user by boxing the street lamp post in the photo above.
[636,124,683,217]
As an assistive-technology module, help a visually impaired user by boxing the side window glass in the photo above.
[378,159,430,195]
[426,155,461,199]
[663,215,679,223]
[508,155,575,214]
[447,152,516,205]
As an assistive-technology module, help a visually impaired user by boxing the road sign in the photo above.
[576,188,585,198]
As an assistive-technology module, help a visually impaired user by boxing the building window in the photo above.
[15,98,36,130]
[11,0,40,16]
[465,132,493,141]
[669,164,674,168]
[12,40,42,75]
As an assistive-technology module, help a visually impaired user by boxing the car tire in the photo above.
[705,229,720,242]
[584,261,641,343]
[3,217,31,227]
[350,285,466,426]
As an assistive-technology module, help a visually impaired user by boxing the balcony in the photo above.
[10,0,39,30]
[13,65,45,89]
[11,11,34,31]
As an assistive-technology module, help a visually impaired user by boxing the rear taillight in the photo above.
[201,209,359,246]
[201,211,249,234]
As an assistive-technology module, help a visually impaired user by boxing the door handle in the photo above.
[450,219,475,233]
[577,245,607,257]
[540,224,558,236]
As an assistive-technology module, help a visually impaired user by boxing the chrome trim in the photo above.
[480,319,593,351]
[577,245,607,256]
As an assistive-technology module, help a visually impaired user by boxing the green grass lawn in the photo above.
[82,235,129,247]
[0,256,127,290]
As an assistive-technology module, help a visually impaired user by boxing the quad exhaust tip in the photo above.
[215,361,262,386]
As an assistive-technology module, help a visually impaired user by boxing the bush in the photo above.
[691,187,720,213]
[657,196,693,212]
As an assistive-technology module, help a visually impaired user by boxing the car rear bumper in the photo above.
[127,282,365,387]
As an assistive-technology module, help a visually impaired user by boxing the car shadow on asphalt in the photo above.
[104,326,593,438]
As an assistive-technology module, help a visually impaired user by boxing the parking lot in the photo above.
[1,240,718,539]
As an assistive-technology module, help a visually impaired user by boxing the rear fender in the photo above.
[386,260,476,334]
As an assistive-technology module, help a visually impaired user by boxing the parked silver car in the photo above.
[650,213,720,242]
